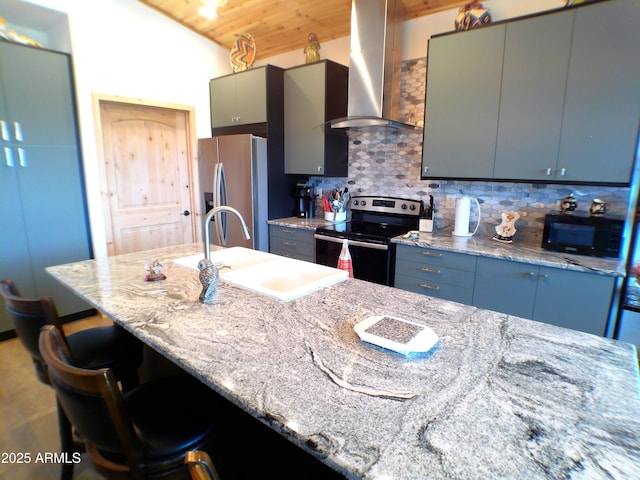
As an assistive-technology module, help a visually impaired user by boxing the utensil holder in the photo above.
[325,211,347,223]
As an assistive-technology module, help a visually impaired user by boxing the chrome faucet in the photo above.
[204,206,251,260]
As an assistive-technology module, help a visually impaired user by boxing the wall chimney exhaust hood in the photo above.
[329,0,417,131]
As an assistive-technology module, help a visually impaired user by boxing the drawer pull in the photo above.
[420,251,442,258]
[282,229,295,233]
[283,241,296,247]
[420,267,441,274]
[419,284,440,291]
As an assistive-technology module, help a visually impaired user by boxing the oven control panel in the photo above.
[350,196,422,216]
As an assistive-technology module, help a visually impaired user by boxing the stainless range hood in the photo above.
[329,0,417,131]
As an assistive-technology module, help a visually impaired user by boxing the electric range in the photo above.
[314,196,422,286]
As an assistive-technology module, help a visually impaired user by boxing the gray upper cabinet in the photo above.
[210,67,268,129]
[422,25,505,179]
[1,41,92,334]
[1,42,78,147]
[493,11,573,180]
[422,0,640,185]
[558,0,640,184]
[284,60,348,176]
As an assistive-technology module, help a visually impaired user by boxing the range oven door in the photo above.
[314,234,393,286]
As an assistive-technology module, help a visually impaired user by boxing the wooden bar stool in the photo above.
[39,325,223,480]
[1,279,143,480]
[185,450,222,480]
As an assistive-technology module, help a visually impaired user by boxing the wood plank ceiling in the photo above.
[138,0,470,60]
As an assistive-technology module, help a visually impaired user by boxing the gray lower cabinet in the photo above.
[269,226,315,263]
[472,257,538,319]
[0,41,92,334]
[284,60,348,176]
[421,25,504,179]
[473,257,614,336]
[394,244,477,304]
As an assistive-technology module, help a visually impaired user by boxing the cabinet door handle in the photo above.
[421,251,442,257]
[4,147,14,167]
[1,121,9,141]
[419,283,440,291]
[17,148,26,167]
[527,272,536,276]
[546,168,552,176]
[538,273,549,279]
[420,267,441,274]
[559,168,566,176]
[13,122,23,142]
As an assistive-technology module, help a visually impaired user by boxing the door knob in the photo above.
[182,210,191,216]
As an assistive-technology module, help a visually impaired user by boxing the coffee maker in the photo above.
[295,183,315,218]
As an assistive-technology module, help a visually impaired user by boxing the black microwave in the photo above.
[541,213,623,258]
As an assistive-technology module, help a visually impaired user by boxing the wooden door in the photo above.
[100,101,194,255]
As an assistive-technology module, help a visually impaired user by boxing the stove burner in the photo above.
[316,196,423,243]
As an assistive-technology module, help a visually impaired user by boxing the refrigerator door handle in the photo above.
[213,162,228,246]
[212,162,219,245]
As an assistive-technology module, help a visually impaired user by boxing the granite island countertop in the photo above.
[269,217,624,277]
[46,243,640,480]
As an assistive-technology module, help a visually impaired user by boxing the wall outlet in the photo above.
[446,194,456,209]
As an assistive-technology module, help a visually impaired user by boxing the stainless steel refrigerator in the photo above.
[198,134,292,252]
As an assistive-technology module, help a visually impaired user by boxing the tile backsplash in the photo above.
[312,57,630,230]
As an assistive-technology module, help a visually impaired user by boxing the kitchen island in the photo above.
[46,243,639,480]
